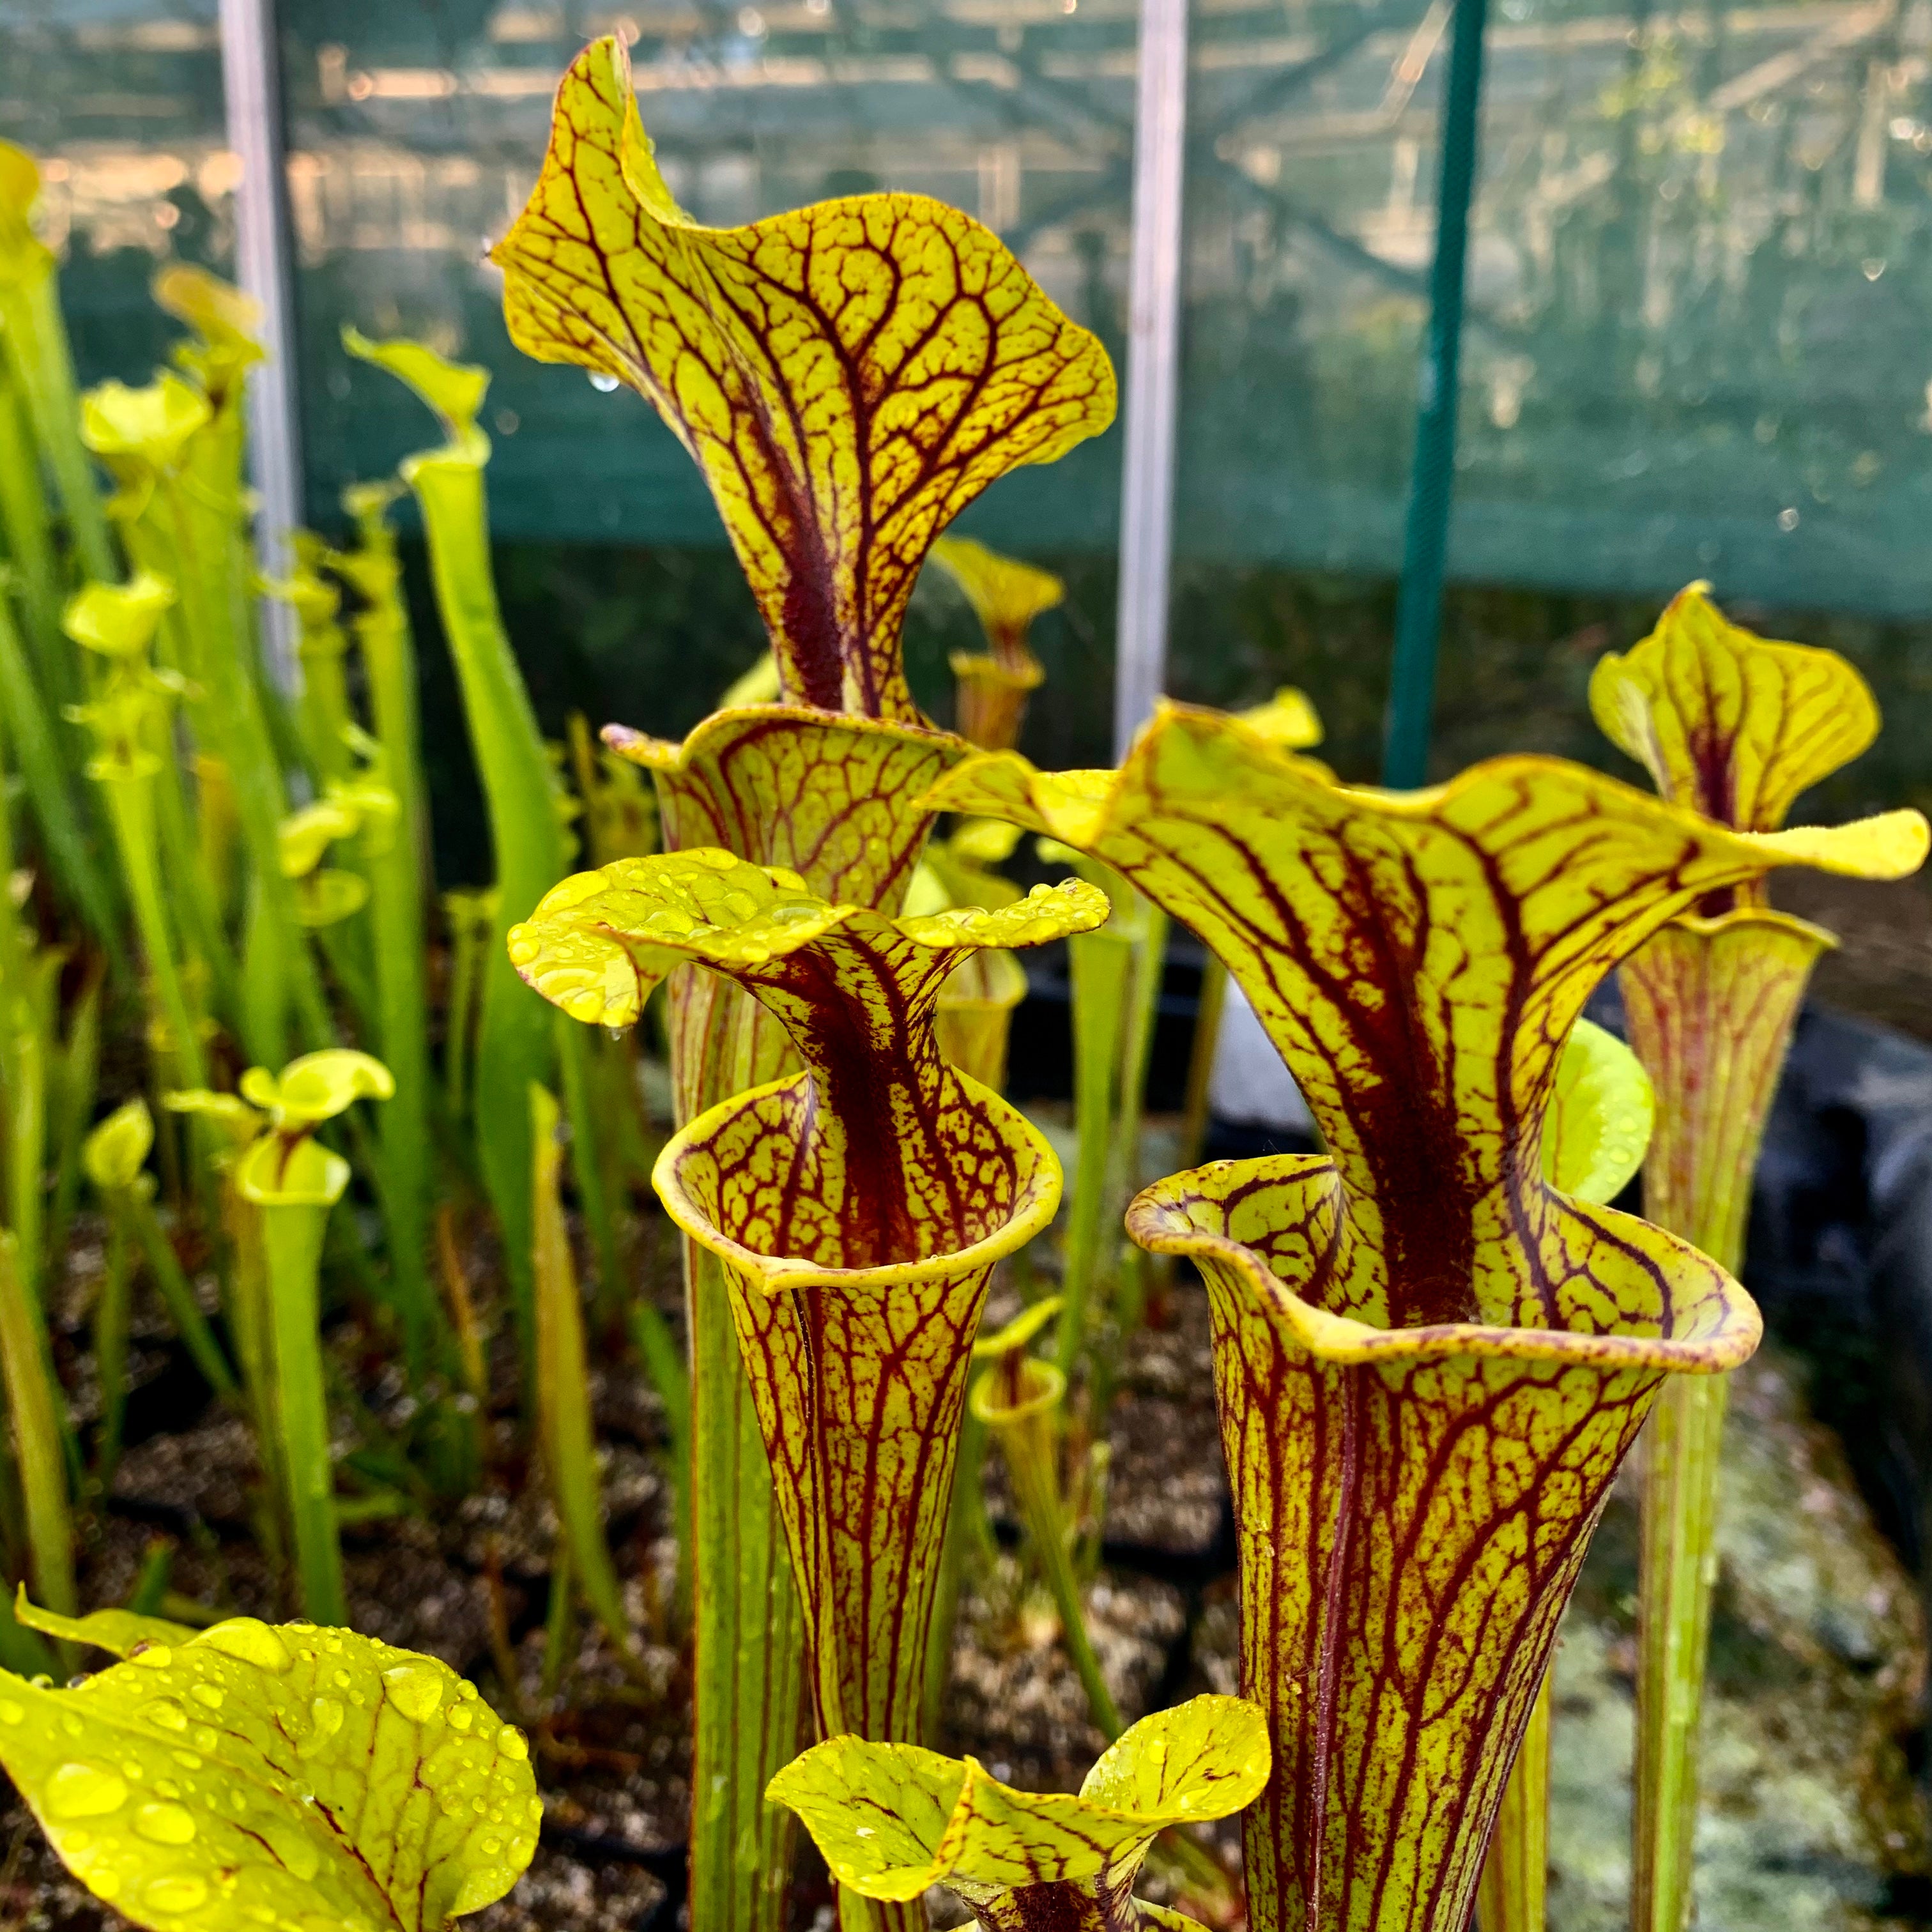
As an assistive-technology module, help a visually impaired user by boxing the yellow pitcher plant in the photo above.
[491,34,1115,1927]
[1589,583,1929,1932]
[509,849,1106,1932]
[924,700,1926,1932]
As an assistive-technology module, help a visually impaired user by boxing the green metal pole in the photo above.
[1381,0,1490,790]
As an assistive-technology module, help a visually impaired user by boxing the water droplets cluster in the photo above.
[0,1616,539,1931]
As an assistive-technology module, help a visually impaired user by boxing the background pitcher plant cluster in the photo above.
[0,26,1923,1932]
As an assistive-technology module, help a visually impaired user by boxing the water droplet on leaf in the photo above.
[382,1664,444,1723]
[134,1801,197,1844]
[199,1620,291,1673]
[147,1699,189,1733]
[45,1763,128,1818]
[143,1873,208,1912]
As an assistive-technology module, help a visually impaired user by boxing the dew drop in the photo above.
[383,1664,445,1724]
[0,1699,23,1724]
[452,1867,510,1914]
[134,1800,197,1844]
[144,1874,208,1912]
[264,1821,320,1882]
[60,1715,82,1738]
[137,1699,183,1737]
[199,1620,291,1673]
[496,1728,528,1762]
[193,1728,217,1751]
[132,1646,173,1670]
[45,1763,128,1818]
[587,371,620,394]
[91,1869,121,1899]
[446,1705,471,1731]
[190,1683,224,1710]
[171,1752,203,1770]
[298,1698,344,1759]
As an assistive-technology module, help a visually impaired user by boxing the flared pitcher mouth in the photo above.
[654,1066,1062,1296]
[603,703,969,773]
[1128,1153,1761,1374]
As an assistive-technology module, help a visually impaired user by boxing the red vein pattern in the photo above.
[491,38,1114,719]
[913,704,1855,1932]
[643,887,1101,1772]
[511,841,1103,1932]
[1618,912,1832,1280]
[607,705,969,1932]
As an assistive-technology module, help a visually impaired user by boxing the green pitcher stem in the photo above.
[1057,926,1133,1379]
[1633,1372,1731,1932]
[531,1082,632,1659]
[408,457,560,1361]
[684,989,808,1932]
[0,1232,73,1618]
[0,263,114,583]
[260,1199,345,1625]
[353,566,436,1373]
[101,776,207,1091]
[1621,911,1825,1932]
[0,581,119,957]
[923,1405,988,1742]
[1477,1670,1551,1932]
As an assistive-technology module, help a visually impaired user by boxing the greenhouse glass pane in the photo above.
[1176,0,1932,616]
[275,0,1135,546]
[0,1,231,384]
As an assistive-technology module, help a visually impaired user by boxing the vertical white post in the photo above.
[219,0,304,688]
[1112,0,1191,763]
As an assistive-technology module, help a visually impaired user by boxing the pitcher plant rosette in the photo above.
[489,33,1114,1926]
[922,701,1929,1932]
[507,850,1107,1930]
[1588,582,1929,1932]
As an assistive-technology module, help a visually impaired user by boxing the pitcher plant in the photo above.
[1588,582,1928,1932]
[924,700,1927,1932]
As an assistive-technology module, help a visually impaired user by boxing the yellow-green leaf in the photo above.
[278,800,361,879]
[0,1616,537,1932]
[241,1050,395,1130]
[491,36,1114,719]
[82,1098,155,1195]
[62,573,176,659]
[234,1135,351,1210]
[153,264,263,381]
[768,1694,1267,1909]
[79,374,211,476]
[1236,686,1323,750]
[160,1090,263,1148]
[507,848,850,1031]
[0,140,52,283]
[1590,581,1879,836]
[1542,1016,1654,1206]
[13,1589,192,1660]
[929,537,1064,643]
[341,327,489,466]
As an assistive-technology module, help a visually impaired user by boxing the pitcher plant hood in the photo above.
[510,850,1106,1759]
[1588,581,1929,1264]
[768,1694,1269,1930]
[909,700,1922,1932]
[491,36,1114,720]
